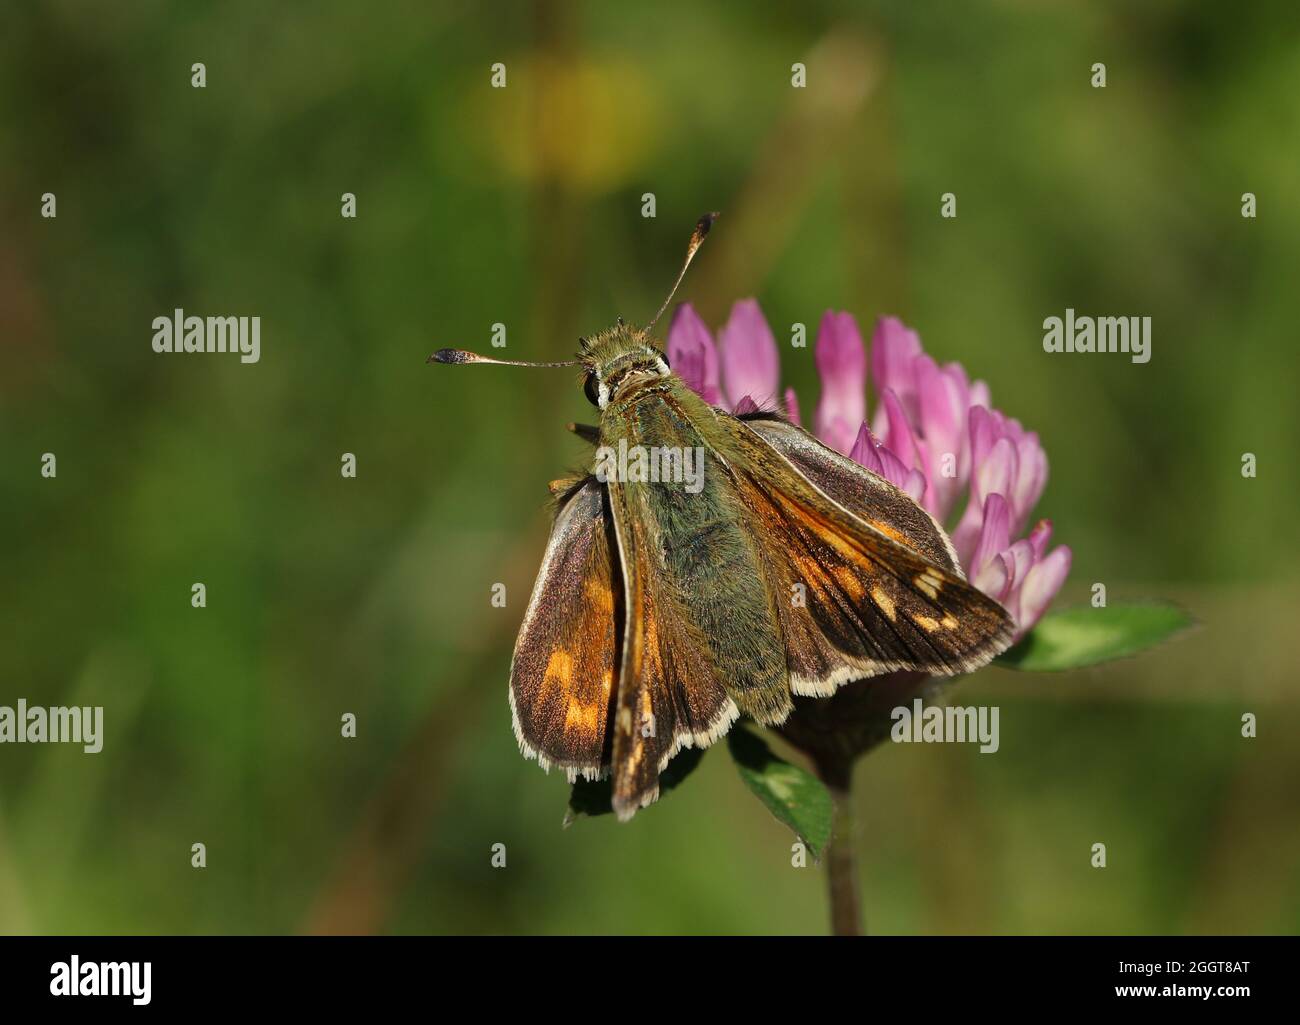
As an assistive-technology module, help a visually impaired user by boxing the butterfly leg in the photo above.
[565,422,600,446]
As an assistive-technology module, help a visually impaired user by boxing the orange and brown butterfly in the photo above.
[430,214,1013,820]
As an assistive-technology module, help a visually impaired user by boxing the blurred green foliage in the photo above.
[1,1,1297,934]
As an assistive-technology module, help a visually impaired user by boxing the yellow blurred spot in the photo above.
[471,56,662,191]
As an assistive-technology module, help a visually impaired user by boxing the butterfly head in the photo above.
[577,322,670,408]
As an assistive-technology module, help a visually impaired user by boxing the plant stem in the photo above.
[781,672,935,934]
[815,752,862,936]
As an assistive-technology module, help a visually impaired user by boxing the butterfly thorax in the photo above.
[579,324,670,408]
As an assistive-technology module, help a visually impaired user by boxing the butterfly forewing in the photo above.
[718,405,1015,683]
[739,415,961,572]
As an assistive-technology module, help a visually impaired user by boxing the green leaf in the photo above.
[563,745,706,825]
[996,601,1194,671]
[726,726,833,859]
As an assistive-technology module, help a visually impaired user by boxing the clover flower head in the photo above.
[667,300,1071,639]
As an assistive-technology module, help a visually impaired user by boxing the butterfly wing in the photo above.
[602,392,796,819]
[740,415,961,572]
[590,379,1013,820]
[723,410,1014,695]
[509,477,620,782]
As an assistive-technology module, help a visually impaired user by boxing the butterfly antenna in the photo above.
[645,212,719,331]
[427,349,580,368]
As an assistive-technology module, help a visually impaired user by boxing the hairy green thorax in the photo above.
[599,373,791,726]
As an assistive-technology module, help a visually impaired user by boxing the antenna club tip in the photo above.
[429,348,472,364]
[646,210,721,330]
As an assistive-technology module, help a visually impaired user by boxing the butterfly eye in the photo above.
[583,374,601,406]
[652,346,670,369]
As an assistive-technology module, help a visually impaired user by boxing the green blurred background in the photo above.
[2,0,1298,935]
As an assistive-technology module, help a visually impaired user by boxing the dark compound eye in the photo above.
[583,374,601,406]
[652,346,670,369]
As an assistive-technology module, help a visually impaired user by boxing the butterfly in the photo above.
[431,214,1013,820]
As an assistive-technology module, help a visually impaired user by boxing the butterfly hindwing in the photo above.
[509,477,620,782]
